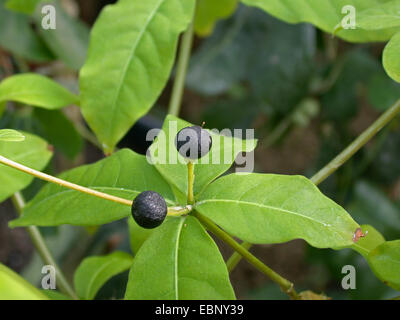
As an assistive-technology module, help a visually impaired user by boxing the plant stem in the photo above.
[227,98,400,273]
[0,154,190,216]
[187,161,195,205]
[168,21,195,116]
[11,192,78,300]
[168,205,193,216]
[310,98,400,185]
[0,154,133,206]
[193,211,300,300]
[226,241,252,272]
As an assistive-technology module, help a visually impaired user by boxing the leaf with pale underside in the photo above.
[0,73,79,109]
[383,32,400,83]
[0,132,52,202]
[241,0,400,43]
[0,129,25,142]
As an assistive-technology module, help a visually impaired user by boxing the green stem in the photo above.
[11,192,78,300]
[187,161,195,205]
[193,211,300,300]
[311,99,400,185]
[226,241,252,272]
[168,21,195,116]
[227,98,400,273]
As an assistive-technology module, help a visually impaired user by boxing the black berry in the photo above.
[131,191,167,229]
[175,126,212,160]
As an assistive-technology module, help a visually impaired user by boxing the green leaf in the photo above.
[0,263,48,300]
[0,129,25,142]
[5,0,43,14]
[33,109,83,159]
[33,1,89,70]
[241,0,400,42]
[349,181,400,237]
[125,216,235,300]
[351,224,385,258]
[74,251,133,300]
[0,73,79,109]
[195,173,360,248]
[10,149,175,227]
[368,240,400,290]
[195,0,238,36]
[357,1,400,30]
[79,0,196,154]
[42,290,72,300]
[383,32,400,83]
[128,216,154,255]
[0,1,53,62]
[148,115,257,200]
[0,131,52,202]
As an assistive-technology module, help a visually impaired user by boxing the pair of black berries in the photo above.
[131,126,212,229]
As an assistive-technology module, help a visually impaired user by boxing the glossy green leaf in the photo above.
[79,0,195,154]
[5,0,43,14]
[0,129,25,142]
[128,216,154,254]
[0,73,79,109]
[0,132,52,202]
[195,173,360,248]
[34,1,90,70]
[351,224,385,258]
[10,149,175,227]
[0,1,53,61]
[195,0,238,36]
[0,263,48,300]
[368,240,400,290]
[383,32,400,83]
[74,251,133,300]
[148,115,257,201]
[33,109,83,159]
[357,1,400,30]
[241,0,400,42]
[125,216,235,300]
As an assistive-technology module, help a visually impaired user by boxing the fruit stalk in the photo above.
[187,161,195,205]
[194,211,300,300]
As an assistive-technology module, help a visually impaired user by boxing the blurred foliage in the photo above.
[0,0,399,300]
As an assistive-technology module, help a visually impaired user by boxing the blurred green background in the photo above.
[0,0,399,299]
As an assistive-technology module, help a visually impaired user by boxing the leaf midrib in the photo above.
[173,217,186,300]
[25,186,175,213]
[195,198,334,228]
[107,0,165,139]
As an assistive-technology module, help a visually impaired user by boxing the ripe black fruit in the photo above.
[131,191,167,229]
[175,126,212,160]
